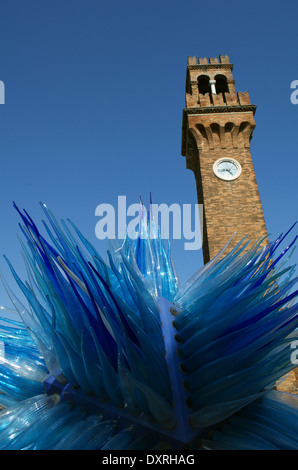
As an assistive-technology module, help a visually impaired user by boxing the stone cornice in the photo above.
[181,105,257,156]
[187,63,233,71]
[183,105,257,116]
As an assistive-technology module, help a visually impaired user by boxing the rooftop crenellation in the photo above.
[187,55,230,66]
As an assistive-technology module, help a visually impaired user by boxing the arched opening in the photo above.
[239,121,253,147]
[215,74,229,94]
[195,124,209,148]
[224,122,235,147]
[210,123,221,147]
[198,75,210,95]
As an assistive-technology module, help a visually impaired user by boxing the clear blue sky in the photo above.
[0,0,297,307]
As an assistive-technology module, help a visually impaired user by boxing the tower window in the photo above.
[198,75,210,95]
[215,75,229,94]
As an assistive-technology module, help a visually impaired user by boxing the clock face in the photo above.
[213,158,242,181]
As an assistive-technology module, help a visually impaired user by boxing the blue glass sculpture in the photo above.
[0,199,297,450]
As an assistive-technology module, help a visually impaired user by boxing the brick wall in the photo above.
[276,370,298,394]
[193,140,268,260]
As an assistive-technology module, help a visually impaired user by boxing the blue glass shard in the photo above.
[0,203,296,449]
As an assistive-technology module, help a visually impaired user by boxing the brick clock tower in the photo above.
[181,54,268,263]
[181,54,298,394]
